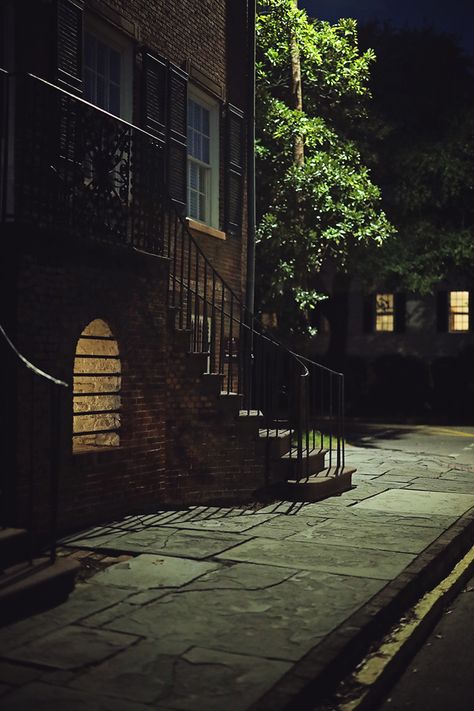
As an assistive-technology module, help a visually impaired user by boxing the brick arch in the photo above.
[72,318,121,451]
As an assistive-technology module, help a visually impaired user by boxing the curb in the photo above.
[337,541,474,711]
[250,506,474,711]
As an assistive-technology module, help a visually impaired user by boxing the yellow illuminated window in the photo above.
[375,293,394,332]
[449,291,469,332]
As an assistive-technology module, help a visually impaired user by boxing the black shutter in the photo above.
[142,51,167,142]
[436,291,448,332]
[363,293,375,333]
[56,0,84,95]
[225,104,244,235]
[394,293,406,333]
[167,62,188,213]
[469,291,474,332]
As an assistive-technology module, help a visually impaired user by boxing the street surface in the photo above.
[346,423,474,465]
[377,573,474,711]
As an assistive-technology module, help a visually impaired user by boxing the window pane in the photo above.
[85,69,94,103]
[449,291,469,331]
[109,49,121,84]
[97,40,107,75]
[85,33,95,68]
[202,108,210,135]
[189,162,199,190]
[83,31,123,117]
[96,76,106,109]
[190,190,198,218]
[376,314,394,331]
[109,84,120,116]
[202,136,210,164]
[195,132,202,161]
[375,293,394,332]
[199,191,206,221]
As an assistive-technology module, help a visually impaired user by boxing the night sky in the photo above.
[300,0,474,55]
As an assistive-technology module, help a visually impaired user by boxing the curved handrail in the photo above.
[162,201,329,380]
[292,352,344,378]
[0,324,68,387]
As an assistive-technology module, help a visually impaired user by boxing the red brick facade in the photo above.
[1,0,262,539]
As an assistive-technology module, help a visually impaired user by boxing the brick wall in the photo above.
[7,234,264,539]
[3,0,256,539]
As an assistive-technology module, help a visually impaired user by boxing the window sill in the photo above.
[186,218,226,241]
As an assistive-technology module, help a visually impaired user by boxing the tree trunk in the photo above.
[290,0,304,167]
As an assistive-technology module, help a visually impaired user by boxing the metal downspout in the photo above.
[246,0,256,315]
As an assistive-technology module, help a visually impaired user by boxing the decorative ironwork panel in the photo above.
[10,73,164,252]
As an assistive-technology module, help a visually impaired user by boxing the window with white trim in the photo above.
[84,18,132,121]
[187,88,219,227]
[449,291,469,332]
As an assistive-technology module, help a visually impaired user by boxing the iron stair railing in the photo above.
[161,200,346,482]
[0,70,346,485]
[0,324,68,566]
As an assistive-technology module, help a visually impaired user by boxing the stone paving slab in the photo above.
[91,553,221,589]
[0,584,134,653]
[1,446,473,711]
[287,519,442,554]
[4,626,139,670]
[406,477,474,494]
[440,469,474,482]
[298,506,457,529]
[105,568,385,661]
[69,641,292,710]
[354,489,474,516]
[158,513,278,534]
[0,682,156,710]
[67,528,250,560]
[217,537,414,580]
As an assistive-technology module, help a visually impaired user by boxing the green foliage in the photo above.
[356,25,474,293]
[256,0,393,332]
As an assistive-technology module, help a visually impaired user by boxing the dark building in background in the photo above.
[310,279,474,420]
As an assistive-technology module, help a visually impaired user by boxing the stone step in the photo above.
[277,448,329,480]
[166,303,181,328]
[281,466,356,502]
[185,350,211,377]
[199,372,223,396]
[173,327,192,352]
[0,528,29,570]
[258,429,292,459]
[0,556,80,626]
[217,391,243,415]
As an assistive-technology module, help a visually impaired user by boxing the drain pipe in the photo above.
[246,0,256,316]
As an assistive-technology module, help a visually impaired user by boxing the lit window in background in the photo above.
[449,291,469,332]
[375,293,394,332]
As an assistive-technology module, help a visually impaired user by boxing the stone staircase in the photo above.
[168,304,356,503]
[0,528,79,626]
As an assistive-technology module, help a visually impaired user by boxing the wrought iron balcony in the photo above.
[0,70,165,253]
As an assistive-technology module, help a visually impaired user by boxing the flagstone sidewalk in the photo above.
[1,446,474,710]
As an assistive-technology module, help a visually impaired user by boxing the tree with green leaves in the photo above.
[255,0,393,334]
[355,24,474,295]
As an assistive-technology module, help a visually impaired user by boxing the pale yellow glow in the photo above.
[73,319,121,451]
[375,293,394,332]
[449,291,469,332]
